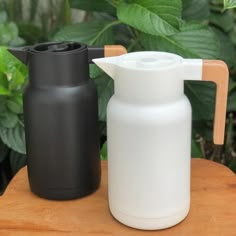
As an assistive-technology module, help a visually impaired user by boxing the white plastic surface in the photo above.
[93,52,203,230]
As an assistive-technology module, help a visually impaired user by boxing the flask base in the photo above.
[30,183,100,200]
[109,205,190,230]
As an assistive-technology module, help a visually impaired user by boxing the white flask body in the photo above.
[107,95,192,230]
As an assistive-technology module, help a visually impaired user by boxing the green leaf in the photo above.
[0,47,27,79]
[8,36,25,46]
[128,0,182,28]
[53,19,117,45]
[193,120,213,141]
[209,12,234,32]
[227,90,236,111]
[0,11,7,24]
[0,122,26,154]
[182,0,209,20]
[69,0,115,13]
[0,47,27,93]
[185,81,216,121]
[0,111,18,128]
[117,1,180,37]
[89,64,104,79]
[140,22,220,59]
[0,22,18,45]
[0,86,10,95]
[0,72,10,95]
[211,27,236,67]
[94,74,114,121]
[100,141,107,160]
[191,138,203,157]
[224,0,236,9]
[6,99,22,114]
[17,23,42,44]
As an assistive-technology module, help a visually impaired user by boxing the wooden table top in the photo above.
[0,159,235,236]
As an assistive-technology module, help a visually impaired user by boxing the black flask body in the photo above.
[23,42,101,200]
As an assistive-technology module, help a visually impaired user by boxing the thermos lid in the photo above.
[93,51,190,81]
[32,42,86,54]
[117,51,182,70]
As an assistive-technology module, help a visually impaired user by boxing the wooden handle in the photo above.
[202,60,229,145]
[104,45,127,57]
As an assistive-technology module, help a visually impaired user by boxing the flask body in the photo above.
[107,95,192,229]
[24,80,100,200]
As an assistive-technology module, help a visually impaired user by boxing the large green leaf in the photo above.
[227,90,236,111]
[6,99,23,114]
[53,19,116,45]
[193,120,213,141]
[209,12,234,32]
[94,74,114,121]
[185,81,216,120]
[0,86,10,95]
[69,0,115,13]
[182,0,209,20]
[140,22,220,59]
[0,122,26,154]
[128,0,182,28]
[211,27,236,67]
[17,23,42,44]
[0,111,18,128]
[0,22,17,44]
[117,1,180,37]
[224,0,236,9]
[0,72,10,95]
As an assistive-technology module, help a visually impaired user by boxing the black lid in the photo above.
[28,42,89,86]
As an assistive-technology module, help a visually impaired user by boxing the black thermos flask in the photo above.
[8,42,126,200]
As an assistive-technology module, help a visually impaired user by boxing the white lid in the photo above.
[118,52,182,70]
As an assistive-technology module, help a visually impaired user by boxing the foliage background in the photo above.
[0,0,236,193]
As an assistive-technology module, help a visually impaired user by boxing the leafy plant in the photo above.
[0,11,24,46]
[0,10,27,193]
[0,46,27,153]
[52,0,236,171]
[1,0,236,181]
[224,0,236,9]
[0,11,27,154]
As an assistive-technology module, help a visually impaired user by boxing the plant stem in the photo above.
[89,20,121,45]
[18,120,24,127]
[106,0,122,7]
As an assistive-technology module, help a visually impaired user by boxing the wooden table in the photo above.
[0,159,235,235]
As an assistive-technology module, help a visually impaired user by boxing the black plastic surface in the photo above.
[15,42,102,200]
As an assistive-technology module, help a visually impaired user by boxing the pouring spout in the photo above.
[93,56,119,79]
[8,46,30,64]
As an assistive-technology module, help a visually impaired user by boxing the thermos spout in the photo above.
[8,47,30,64]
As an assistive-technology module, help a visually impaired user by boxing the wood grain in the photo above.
[202,60,229,145]
[0,159,235,236]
